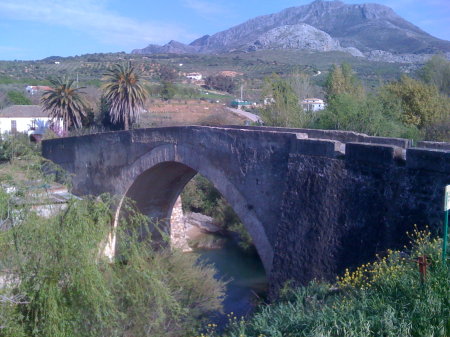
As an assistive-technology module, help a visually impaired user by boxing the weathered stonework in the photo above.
[170,196,192,252]
[42,126,450,294]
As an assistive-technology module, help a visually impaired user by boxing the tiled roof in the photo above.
[0,105,48,118]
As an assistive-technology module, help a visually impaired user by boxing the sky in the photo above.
[0,0,449,61]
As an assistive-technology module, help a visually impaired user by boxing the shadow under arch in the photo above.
[116,143,274,274]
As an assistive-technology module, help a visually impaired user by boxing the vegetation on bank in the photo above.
[202,228,449,337]
[182,175,253,251]
[0,136,225,337]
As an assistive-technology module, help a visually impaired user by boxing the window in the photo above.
[11,120,17,133]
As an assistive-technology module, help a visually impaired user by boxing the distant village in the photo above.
[0,71,326,139]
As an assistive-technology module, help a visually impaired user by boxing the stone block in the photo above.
[360,136,411,149]
[406,148,450,173]
[416,141,450,151]
[345,142,403,165]
[291,138,342,157]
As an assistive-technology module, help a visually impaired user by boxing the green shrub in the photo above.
[0,196,225,337]
[0,133,38,162]
[213,228,450,337]
[6,91,32,105]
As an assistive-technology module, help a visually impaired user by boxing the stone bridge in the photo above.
[42,126,450,292]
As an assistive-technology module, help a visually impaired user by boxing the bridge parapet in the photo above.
[291,138,343,158]
[222,125,450,174]
[416,141,450,151]
[223,125,412,148]
[406,148,450,173]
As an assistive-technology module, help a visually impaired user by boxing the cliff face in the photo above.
[246,23,364,57]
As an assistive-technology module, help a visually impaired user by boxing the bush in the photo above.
[215,228,449,337]
[0,195,225,337]
[311,93,420,139]
[0,133,38,162]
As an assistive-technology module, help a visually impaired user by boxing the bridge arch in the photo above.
[115,143,274,274]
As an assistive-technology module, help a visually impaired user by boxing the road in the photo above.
[226,107,262,124]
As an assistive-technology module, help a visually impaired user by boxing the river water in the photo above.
[194,238,268,328]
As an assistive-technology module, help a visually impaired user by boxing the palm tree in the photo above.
[41,77,88,133]
[101,62,148,130]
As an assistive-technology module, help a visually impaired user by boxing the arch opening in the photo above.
[118,147,274,276]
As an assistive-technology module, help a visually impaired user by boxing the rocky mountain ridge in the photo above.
[132,0,450,63]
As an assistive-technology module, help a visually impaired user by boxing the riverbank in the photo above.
[169,196,268,330]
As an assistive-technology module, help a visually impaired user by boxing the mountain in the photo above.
[245,23,364,57]
[132,0,450,62]
[133,40,197,54]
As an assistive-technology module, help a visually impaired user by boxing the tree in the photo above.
[324,63,365,100]
[417,54,450,96]
[157,64,178,82]
[288,70,319,102]
[204,75,236,93]
[41,77,88,133]
[101,62,148,130]
[313,93,418,138]
[260,75,305,127]
[160,81,176,101]
[382,75,450,129]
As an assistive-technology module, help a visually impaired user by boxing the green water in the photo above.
[195,238,268,328]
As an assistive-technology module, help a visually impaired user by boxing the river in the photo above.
[194,238,268,329]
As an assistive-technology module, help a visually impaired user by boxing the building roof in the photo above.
[0,105,48,118]
[302,98,325,104]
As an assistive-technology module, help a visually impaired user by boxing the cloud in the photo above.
[0,0,190,48]
[182,0,228,16]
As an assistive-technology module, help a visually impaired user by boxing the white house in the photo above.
[301,98,326,112]
[25,85,52,95]
[0,105,61,138]
[186,72,202,81]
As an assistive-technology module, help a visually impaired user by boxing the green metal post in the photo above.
[443,209,448,266]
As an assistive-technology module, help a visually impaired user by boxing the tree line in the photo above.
[260,55,450,142]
